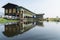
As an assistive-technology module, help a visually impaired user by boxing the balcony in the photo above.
[4,15,19,19]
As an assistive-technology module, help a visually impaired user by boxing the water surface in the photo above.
[0,22,60,40]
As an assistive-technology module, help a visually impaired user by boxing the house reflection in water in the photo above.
[36,21,44,26]
[3,22,44,37]
[3,22,36,37]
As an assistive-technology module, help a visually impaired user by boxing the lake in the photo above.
[0,21,60,40]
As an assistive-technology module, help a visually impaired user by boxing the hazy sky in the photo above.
[0,0,60,18]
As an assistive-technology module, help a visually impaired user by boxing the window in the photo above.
[20,14,23,18]
[20,9,24,14]
[9,9,12,13]
[17,11,19,13]
[5,9,8,13]
[13,9,16,13]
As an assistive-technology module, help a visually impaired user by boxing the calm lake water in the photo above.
[0,21,60,40]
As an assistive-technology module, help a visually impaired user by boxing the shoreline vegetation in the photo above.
[44,18,60,22]
[0,17,60,24]
[0,18,18,23]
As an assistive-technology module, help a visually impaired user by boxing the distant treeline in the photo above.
[44,18,60,21]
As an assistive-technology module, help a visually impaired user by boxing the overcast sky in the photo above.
[0,0,60,18]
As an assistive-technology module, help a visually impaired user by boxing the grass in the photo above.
[0,18,19,23]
